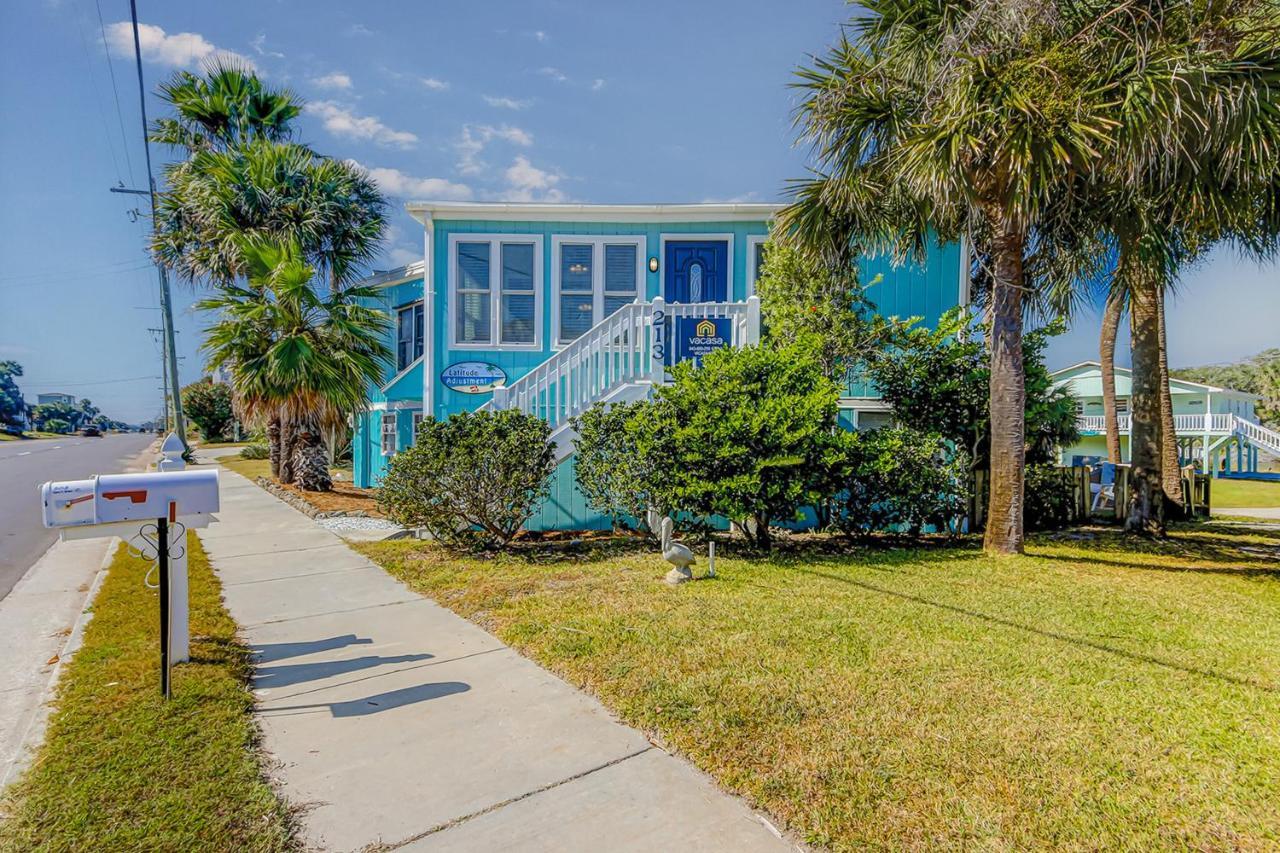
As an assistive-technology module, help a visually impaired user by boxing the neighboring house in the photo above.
[36,392,76,406]
[1051,361,1280,476]
[352,200,966,530]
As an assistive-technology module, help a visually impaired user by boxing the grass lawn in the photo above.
[1213,476,1280,508]
[0,535,295,851]
[217,454,271,481]
[356,525,1280,850]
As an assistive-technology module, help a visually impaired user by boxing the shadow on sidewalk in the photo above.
[252,634,374,663]
[261,681,471,718]
[254,654,435,689]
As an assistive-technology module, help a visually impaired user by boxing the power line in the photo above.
[94,0,138,186]
[21,374,161,388]
[0,258,155,281]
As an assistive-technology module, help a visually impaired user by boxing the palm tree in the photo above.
[785,0,1279,549]
[1099,290,1125,464]
[199,239,391,490]
[782,1,1181,554]
[151,59,301,154]
[154,139,386,291]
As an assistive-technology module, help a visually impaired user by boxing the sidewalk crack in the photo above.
[371,746,655,851]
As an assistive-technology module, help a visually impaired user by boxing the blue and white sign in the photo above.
[675,317,732,366]
[441,362,507,394]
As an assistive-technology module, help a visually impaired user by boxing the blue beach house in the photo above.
[351,201,967,530]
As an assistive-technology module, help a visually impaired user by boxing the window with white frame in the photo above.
[746,235,768,295]
[450,235,542,348]
[381,412,398,456]
[396,302,424,371]
[553,236,644,345]
[1116,398,1129,415]
[411,411,424,443]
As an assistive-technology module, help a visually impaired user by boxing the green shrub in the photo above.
[830,427,970,539]
[378,410,555,551]
[638,343,839,549]
[1024,464,1076,531]
[572,401,663,535]
[239,443,269,460]
[181,379,235,442]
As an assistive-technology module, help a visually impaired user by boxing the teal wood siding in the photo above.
[845,240,963,398]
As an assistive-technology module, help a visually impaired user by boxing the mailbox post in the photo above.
[39,435,219,698]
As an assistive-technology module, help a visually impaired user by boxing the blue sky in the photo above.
[1,1,1275,423]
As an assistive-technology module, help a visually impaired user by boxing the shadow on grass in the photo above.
[1032,551,1280,579]
[793,566,1276,694]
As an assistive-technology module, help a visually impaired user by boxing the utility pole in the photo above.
[148,327,170,430]
[123,0,187,450]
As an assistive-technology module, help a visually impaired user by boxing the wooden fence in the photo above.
[968,464,1210,531]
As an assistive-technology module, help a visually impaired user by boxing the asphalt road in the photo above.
[0,433,154,600]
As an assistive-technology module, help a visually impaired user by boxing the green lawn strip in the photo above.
[0,535,295,851]
[217,455,271,481]
[354,525,1280,850]
[1212,477,1280,508]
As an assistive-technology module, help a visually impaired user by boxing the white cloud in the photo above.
[537,66,568,83]
[105,22,255,70]
[250,33,284,59]
[420,77,449,91]
[591,78,606,92]
[307,101,418,148]
[529,30,548,42]
[388,247,422,267]
[483,95,532,110]
[348,23,374,37]
[352,162,473,200]
[456,124,533,175]
[502,155,564,202]
[312,72,352,90]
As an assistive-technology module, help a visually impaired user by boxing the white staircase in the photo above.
[480,296,761,462]
[1235,415,1280,458]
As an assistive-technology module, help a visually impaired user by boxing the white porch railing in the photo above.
[1236,416,1280,456]
[1077,412,1244,435]
[482,296,761,432]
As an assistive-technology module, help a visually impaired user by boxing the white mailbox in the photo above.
[41,469,220,528]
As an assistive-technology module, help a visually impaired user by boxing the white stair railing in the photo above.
[482,296,761,432]
[1234,415,1280,455]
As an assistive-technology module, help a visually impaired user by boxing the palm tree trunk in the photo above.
[267,414,281,480]
[1156,285,1184,518]
[1099,289,1124,463]
[278,418,298,485]
[982,217,1027,556]
[1125,269,1165,537]
[293,420,332,491]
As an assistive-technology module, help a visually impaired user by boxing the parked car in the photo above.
[78,425,101,437]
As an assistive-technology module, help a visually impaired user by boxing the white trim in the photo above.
[361,261,425,290]
[410,201,780,224]
[745,234,767,297]
[838,398,892,411]
[423,215,435,417]
[380,412,398,456]
[550,234,646,348]
[380,355,423,395]
[658,233,736,303]
[446,233,544,351]
[958,231,972,307]
[393,299,424,373]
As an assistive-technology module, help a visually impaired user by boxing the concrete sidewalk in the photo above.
[197,458,796,852]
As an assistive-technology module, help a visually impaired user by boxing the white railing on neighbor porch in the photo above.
[1077,411,1244,435]
[483,296,761,432]
[1236,416,1280,455]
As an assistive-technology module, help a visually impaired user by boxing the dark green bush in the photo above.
[1024,464,1076,531]
[572,400,662,535]
[378,409,555,551]
[239,443,269,460]
[181,379,235,442]
[829,427,970,539]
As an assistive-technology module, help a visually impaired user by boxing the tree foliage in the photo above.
[636,344,840,549]
[181,379,236,442]
[0,361,25,430]
[572,401,664,535]
[378,410,556,551]
[864,308,1078,470]
[755,243,892,383]
[1174,349,1280,429]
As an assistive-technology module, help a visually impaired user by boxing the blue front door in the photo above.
[664,240,728,303]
